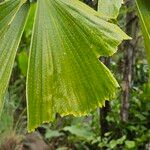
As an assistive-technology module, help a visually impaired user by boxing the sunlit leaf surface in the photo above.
[98,0,122,19]
[27,0,129,131]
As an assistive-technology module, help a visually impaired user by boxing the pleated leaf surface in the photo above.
[27,0,129,131]
[0,2,29,113]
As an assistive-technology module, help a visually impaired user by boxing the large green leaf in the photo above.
[27,0,129,131]
[135,0,150,77]
[0,2,29,113]
[98,0,122,19]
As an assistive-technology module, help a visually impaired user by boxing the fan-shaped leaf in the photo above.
[27,0,129,131]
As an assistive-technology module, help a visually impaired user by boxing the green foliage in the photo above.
[45,129,64,140]
[0,76,26,138]
[63,125,95,141]
[17,51,28,76]
[0,0,129,131]
[125,140,136,149]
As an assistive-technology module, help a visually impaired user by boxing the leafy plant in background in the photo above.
[0,0,149,133]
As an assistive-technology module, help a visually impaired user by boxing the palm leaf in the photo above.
[27,0,129,131]
[0,0,130,131]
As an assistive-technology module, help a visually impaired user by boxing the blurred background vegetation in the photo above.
[0,0,149,150]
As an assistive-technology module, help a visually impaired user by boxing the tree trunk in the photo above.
[100,101,110,137]
[120,0,139,122]
[99,57,111,138]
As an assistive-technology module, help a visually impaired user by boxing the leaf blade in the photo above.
[135,0,150,75]
[57,0,130,56]
[27,0,129,131]
[98,0,122,19]
[0,3,30,113]
[0,0,26,39]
